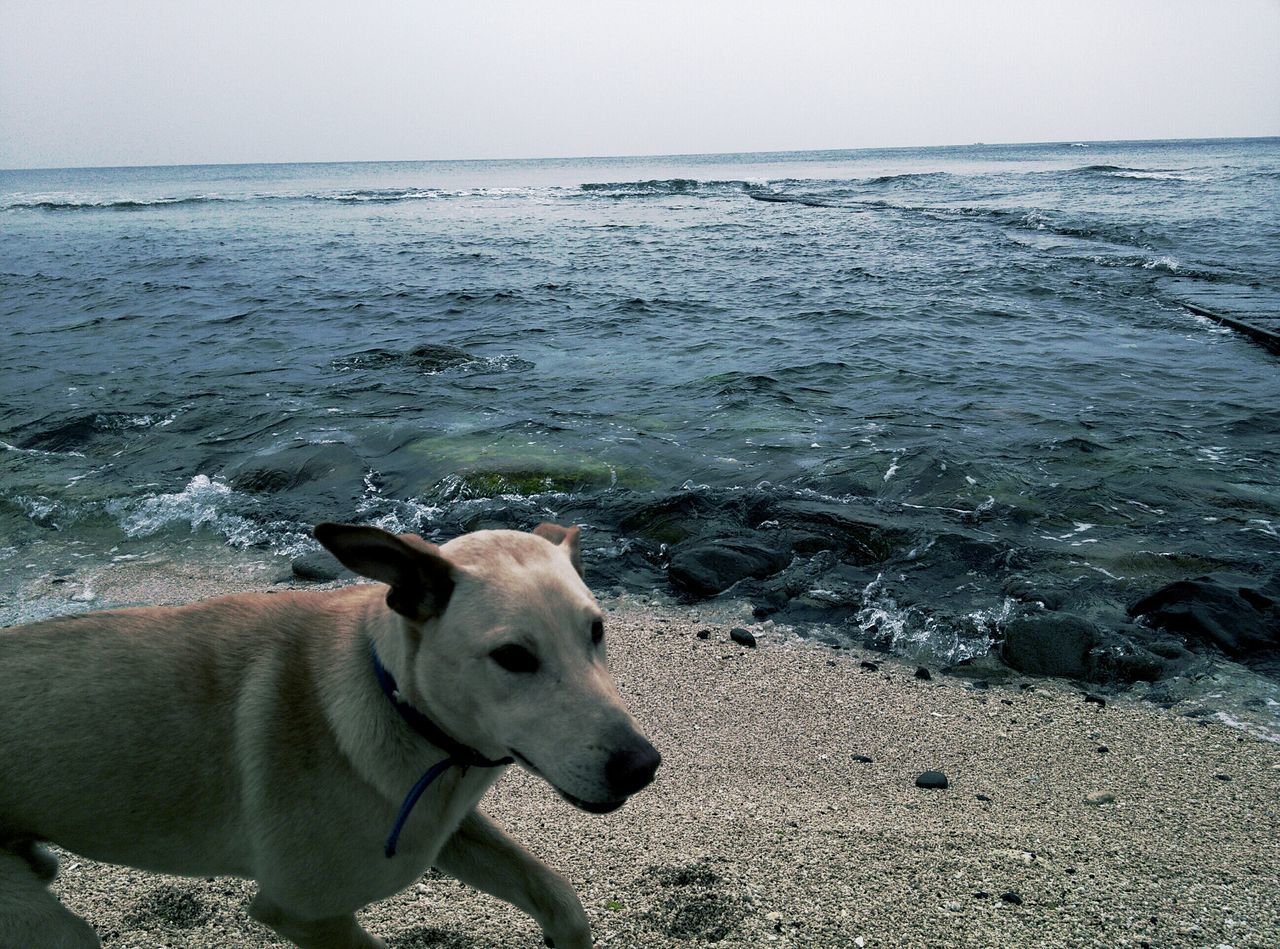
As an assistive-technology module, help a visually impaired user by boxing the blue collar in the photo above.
[370,642,512,857]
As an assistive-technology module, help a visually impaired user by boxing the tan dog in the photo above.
[0,523,660,948]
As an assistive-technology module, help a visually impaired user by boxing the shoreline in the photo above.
[7,558,1278,946]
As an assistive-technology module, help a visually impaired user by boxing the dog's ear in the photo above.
[532,522,583,577]
[313,523,454,620]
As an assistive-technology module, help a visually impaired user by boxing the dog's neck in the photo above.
[369,640,511,769]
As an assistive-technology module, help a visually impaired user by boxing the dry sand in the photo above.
[10,557,1280,947]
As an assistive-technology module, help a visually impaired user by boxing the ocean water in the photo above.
[2,139,1279,725]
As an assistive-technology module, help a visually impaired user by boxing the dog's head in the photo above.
[315,522,660,813]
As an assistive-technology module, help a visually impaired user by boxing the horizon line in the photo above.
[2,133,1277,175]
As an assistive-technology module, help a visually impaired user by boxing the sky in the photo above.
[1,0,1278,169]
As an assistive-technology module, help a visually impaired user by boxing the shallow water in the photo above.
[2,139,1278,723]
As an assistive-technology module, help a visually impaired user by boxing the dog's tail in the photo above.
[0,845,100,948]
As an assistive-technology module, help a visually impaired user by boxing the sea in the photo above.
[2,138,1278,734]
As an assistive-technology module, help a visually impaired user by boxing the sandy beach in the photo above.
[4,556,1271,948]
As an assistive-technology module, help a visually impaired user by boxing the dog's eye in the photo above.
[490,644,539,674]
[591,619,604,646]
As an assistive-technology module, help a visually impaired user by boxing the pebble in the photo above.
[1001,891,1023,906]
[696,629,711,640]
[860,660,879,672]
[1085,791,1115,806]
[915,770,949,790]
[729,628,757,649]
[975,793,991,802]
[914,666,932,681]
[851,755,873,764]
[1097,745,1110,753]
[1213,773,1232,782]
[1084,693,1107,707]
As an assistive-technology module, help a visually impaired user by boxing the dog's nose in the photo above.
[605,739,661,797]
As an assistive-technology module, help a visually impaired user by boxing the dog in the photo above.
[0,522,660,948]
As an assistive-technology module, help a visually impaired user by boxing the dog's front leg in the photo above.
[434,809,591,949]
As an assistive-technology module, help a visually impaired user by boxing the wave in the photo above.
[3,188,448,212]
[578,178,760,198]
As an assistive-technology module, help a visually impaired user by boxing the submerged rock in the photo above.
[729,627,757,649]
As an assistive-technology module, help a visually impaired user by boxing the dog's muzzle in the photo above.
[513,739,661,813]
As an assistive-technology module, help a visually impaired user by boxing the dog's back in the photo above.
[0,591,352,875]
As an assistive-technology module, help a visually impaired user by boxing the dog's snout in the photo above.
[605,739,661,797]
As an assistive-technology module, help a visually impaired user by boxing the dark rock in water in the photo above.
[667,536,790,598]
[729,627,757,649]
[696,629,712,640]
[914,666,932,681]
[915,770,949,790]
[1002,613,1101,678]
[860,660,879,673]
[291,550,355,583]
[1127,574,1280,664]
[1001,891,1023,906]
[1084,693,1107,707]
[332,343,482,373]
[230,442,365,497]
[1086,637,1169,685]
[851,755,873,763]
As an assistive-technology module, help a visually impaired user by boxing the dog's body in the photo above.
[0,524,660,948]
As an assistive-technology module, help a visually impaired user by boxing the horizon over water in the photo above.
[2,136,1278,736]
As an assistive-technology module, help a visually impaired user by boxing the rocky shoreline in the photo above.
[4,555,1277,946]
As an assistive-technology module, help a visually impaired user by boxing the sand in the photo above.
[10,557,1280,947]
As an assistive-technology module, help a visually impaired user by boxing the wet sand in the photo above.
[10,558,1279,947]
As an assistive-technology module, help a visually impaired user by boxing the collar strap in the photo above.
[370,641,512,858]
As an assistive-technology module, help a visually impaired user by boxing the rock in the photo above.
[851,755,873,764]
[1128,574,1280,664]
[1000,891,1023,906]
[1002,613,1101,678]
[915,770,949,790]
[970,680,989,690]
[291,551,355,583]
[975,793,991,802]
[229,442,365,497]
[1214,773,1232,782]
[859,660,879,673]
[914,666,932,681]
[1097,745,1109,754]
[1085,791,1115,805]
[729,627,757,649]
[1084,693,1107,707]
[666,536,790,598]
[696,629,712,640]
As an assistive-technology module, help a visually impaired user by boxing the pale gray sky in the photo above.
[2,0,1278,169]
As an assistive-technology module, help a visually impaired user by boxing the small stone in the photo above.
[1000,698,1013,705]
[1085,791,1115,806]
[1084,693,1107,707]
[974,891,990,899]
[696,629,711,640]
[945,901,962,912]
[916,770,949,790]
[729,627,757,649]
[1097,745,1109,753]
[914,667,932,681]
[1213,773,1232,782]
[860,660,879,672]
[1001,891,1023,906]
[975,793,991,802]
[851,755,873,764]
